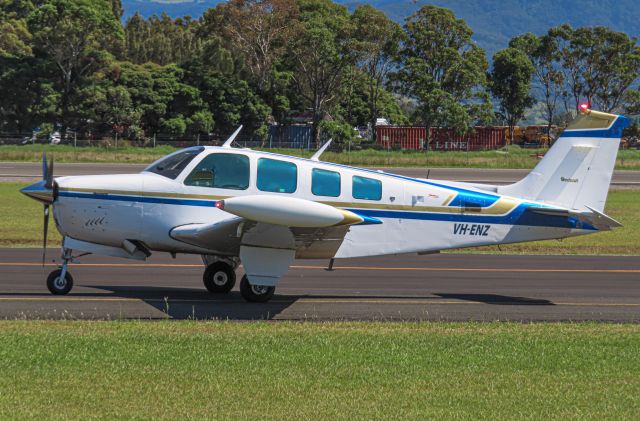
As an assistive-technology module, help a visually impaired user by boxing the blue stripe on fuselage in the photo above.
[58,191,217,207]
[58,190,595,230]
[346,205,594,229]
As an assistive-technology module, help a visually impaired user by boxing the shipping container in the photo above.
[376,126,507,151]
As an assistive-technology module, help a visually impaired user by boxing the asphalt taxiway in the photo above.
[0,249,638,322]
[2,162,639,187]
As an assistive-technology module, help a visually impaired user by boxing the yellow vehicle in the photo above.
[503,126,524,145]
[523,125,557,147]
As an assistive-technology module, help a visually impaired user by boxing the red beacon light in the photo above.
[215,200,225,210]
[579,102,590,113]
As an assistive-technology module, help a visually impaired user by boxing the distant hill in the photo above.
[122,0,640,55]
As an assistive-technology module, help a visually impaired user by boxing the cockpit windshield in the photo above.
[144,147,204,179]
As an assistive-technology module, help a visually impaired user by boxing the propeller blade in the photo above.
[45,156,54,189]
[42,204,49,267]
[42,151,48,181]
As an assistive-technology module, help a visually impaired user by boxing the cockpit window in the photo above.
[145,148,203,179]
[184,153,250,190]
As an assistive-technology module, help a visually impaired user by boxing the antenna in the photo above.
[221,125,243,148]
[310,138,333,161]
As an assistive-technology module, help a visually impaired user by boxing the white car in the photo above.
[49,131,61,145]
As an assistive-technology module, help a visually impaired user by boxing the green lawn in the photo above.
[2,182,638,254]
[2,143,640,169]
[0,321,637,419]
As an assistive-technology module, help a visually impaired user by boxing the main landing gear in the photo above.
[202,258,275,303]
[203,261,236,293]
[239,275,275,303]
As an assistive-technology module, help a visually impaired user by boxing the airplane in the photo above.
[20,106,628,303]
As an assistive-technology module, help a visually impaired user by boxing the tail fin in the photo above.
[499,109,629,212]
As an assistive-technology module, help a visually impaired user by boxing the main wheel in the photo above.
[239,275,275,303]
[46,269,74,295]
[203,262,236,293]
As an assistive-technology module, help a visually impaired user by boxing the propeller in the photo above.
[41,152,54,266]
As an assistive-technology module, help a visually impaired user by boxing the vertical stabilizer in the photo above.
[498,109,629,212]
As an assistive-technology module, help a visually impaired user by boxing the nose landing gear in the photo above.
[45,248,89,295]
[46,268,74,295]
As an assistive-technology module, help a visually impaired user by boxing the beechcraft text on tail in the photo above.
[21,109,627,302]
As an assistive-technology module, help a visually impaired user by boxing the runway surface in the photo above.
[2,162,639,187]
[1,249,638,322]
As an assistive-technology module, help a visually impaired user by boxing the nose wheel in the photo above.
[44,248,89,295]
[46,268,73,295]
[203,261,236,293]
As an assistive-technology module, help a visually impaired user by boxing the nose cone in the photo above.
[20,180,54,204]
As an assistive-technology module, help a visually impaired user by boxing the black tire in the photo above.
[46,269,73,295]
[203,262,236,293]
[239,275,275,303]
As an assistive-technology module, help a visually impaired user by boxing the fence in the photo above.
[0,125,333,150]
[376,126,507,151]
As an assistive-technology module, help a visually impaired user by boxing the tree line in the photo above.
[1,0,640,146]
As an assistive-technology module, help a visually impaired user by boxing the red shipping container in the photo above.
[376,126,506,151]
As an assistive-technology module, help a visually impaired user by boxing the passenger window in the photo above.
[312,168,340,197]
[352,176,382,200]
[257,158,297,193]
[184,153,249,190]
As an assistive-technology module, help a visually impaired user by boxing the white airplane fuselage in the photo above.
[51,147,591,259]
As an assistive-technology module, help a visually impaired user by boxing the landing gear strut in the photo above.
[239,275,275,303]
[203,261,236,293]
[46,248,75,295]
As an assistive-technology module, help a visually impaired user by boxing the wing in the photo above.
[170,195,381,286]
[170,218,351,258]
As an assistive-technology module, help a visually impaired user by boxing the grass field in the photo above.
[0,321,637,419]
[2,143,640,169]
[1,182,638,254]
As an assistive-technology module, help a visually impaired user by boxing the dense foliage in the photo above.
[1,0,640,144]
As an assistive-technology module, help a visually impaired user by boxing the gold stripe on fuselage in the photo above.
[60,188,520,216]
[59,187,228,201]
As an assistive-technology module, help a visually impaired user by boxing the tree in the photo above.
[351,5,402,141]
[0,56,58,132]
[0,0,34,58]
[288,0,355,146]
[105,61,212,137]
[510,33,564,137]
[550,25,640,113]
[124,13,202,65]
[93,85,143,139]
[185,59,271,138]
[337,70,408,127]
[489,48,535,143]
[212,0,300,92]
[28,0,123,135]
[392,6,492,148]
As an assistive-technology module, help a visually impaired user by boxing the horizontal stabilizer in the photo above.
[584,205,623,229]
[526,206,622,231]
